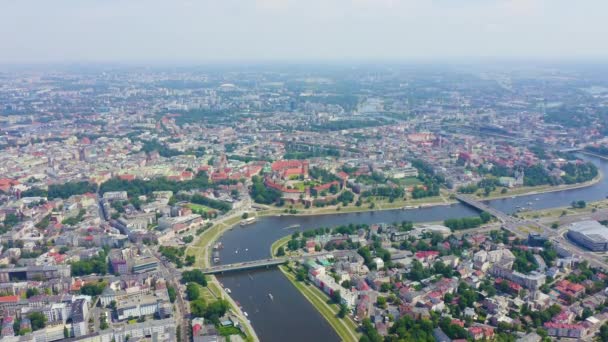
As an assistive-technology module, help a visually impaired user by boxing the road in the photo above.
[457,194,608,272]
[185,250,356,274]
[156,254,190,342]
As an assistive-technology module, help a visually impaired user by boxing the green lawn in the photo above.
[400,177,423,186]
[270,235,292,257]
[187,203,213,212]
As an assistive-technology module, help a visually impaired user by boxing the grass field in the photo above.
[270,234,292,257]
[187,203,213,212]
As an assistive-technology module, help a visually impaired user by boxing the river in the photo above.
[216,154,608,342]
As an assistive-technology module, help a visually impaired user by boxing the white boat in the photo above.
[268,293,274,300]
[243,312,248,317]
[240,217,256,226]
[225,288,232,294]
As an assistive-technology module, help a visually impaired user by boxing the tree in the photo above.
[203,299,229,324]
[276,246,285,257]
[80,282,107,296]
[241,212,249,219]
[3,213,20,228]
[330,290,342,304]
[572,200,586,209]
[182,269,207,286]
[338,304,348,318]
[167,286,177,303]
[26,288,40,298]
[28,312,47,331]
[190,298,207,317]
[377,296,387,309]
[186,283,201,300]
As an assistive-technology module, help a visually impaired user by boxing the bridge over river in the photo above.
[191,250,356,275]
[456,194,608,271]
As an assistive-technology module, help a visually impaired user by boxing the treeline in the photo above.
[561,162,598,184]
[177,193,231,212]
[22,181,97,199]
[160,246,194,268]
[170,109,237,125]
[283,146,340,160]
[457,177,501,195]
[309,167,340,183]
[71,249,108,276]
[361,187,404,199]
[586,145,608,157]
[139,140,182,158]
[524,164,555,186]
[444,212,492,230]
[336,190,354,204]
[250,176,282,204]
[301,118,390,132]
[512,248,538,274]
[100,171,228,198]
[410,159,443,199]
[227,155,270,163]
[360,315,435,342]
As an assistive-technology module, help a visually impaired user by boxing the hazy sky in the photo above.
[1,0,607,63]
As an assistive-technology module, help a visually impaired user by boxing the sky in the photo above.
[1,0,608,64]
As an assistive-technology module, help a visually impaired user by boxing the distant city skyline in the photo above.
[2,0,608,64]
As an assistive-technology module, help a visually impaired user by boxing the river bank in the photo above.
[473,169,603,201]
[185,214,260,342]
[279,264,360,342]
[194,153,608,342]
[254,170,603,219]
[184,153,607,342]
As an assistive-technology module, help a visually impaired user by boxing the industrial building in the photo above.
[567,220,608,251]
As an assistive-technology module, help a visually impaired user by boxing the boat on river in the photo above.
[283,224,300,230]
[241,217,256,226]
[268,293,274,300]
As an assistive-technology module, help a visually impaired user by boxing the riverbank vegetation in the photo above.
[280,264,359,342]
[443,212,492,230]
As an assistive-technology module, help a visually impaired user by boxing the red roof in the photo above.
[271,160,306,171]
[415,251,440,259]
[0,295,19,303]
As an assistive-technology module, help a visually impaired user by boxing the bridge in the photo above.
[201,258,289,274]
[455,194,516,226]
[198,250,355,275]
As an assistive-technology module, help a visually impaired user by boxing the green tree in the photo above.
[26,288,40,298]
[182,269,207,286]
[167,286,177,303]
[186,283,201,300]
[28,312,47,331]
[338,304,348,318]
